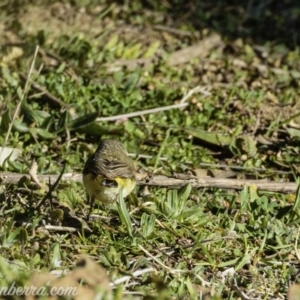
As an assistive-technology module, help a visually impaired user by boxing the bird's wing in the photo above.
[100,158,135,179]
[84,156,135,179]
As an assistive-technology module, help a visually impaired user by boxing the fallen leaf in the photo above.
[0,147,21,167]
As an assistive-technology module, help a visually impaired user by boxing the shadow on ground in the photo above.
[133,0,300,47]
[2,0,299,47]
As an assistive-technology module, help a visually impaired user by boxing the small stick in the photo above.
[43,225,79,233]
[0,172,297,193]
[96,103,188,122]
[198,163,290,175]
[96,85,209,122]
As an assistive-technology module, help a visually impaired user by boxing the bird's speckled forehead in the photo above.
[96,139,126,152]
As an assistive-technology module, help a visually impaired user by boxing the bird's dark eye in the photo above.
[102,179,118,188]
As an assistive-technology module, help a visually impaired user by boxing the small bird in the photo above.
[83,139,136,217]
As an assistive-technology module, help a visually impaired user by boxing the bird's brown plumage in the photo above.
[82,139,136,213]
[83,139,136,180]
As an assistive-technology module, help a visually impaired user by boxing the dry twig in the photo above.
[0,172,297,193]
[97,85,209,122]
[96,103,188,122]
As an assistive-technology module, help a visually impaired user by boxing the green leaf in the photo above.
[292,178,300,212]
[185,277,197,299]
[102,246,120,265]
[199,243,215,266]
[186,129,233,146]
[217,257,240,268]
[17,228,28,244]
[178,184,192,204]
[31,254,41,266]
[236,136,257,156]
[1,67,18,86]
[104,34,119,50]
[117,187,133,237]
[0,256,16,283]
[77,122,108,135]
[12,119,29,132]
[51,243,61,268]
[140,213,155,238]
[63,112,98,132]
[122,43,142,59]
[58,183,84,209]
[249,185,259,202]
[0,109,11,132]
[124,73,140,94]
[166,189,178,217]
[50,209,64,222]
[287,127,300,138]
[29,128,55,139]
[235,248,257,271]
[57,62,66,73]
[182,207,207,224]
[143,40,160,58]
[0,146,21,167]
[2,228,22,248]
[22,102,50,125]
[16,86,23,100]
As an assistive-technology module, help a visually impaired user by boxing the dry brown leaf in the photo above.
[29,161,43,188]
[194,168,209,179]
[167,34,223,66]
[25,255,110,300]
[73,255,110,288]
[288,284,300,300]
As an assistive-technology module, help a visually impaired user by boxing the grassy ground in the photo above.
[1,0,300,299]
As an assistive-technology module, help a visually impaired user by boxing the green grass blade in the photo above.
[117,187,133,237]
